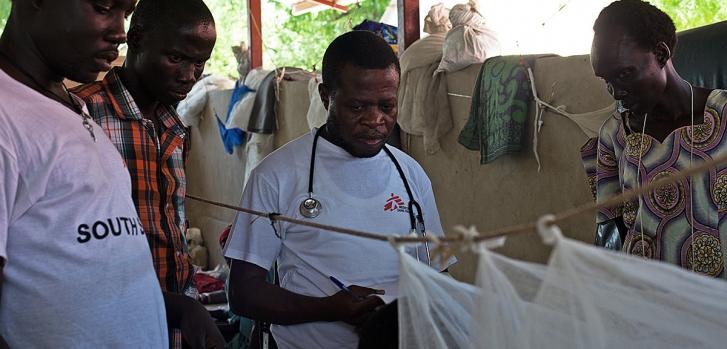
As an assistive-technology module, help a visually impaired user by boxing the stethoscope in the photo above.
[299,127,432,266]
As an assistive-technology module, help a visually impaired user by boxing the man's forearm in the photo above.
[229,277,334,326]
[229,260,384,327]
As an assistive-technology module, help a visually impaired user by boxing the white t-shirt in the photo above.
[0,69,168,348]
[225,129,453,349]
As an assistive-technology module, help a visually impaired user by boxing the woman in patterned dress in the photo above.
[581,0,727,278]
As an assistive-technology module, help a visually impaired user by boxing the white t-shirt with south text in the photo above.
[0,69,167,348]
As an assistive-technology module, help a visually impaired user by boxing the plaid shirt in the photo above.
[73,68,193,294]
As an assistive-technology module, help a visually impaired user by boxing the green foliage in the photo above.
[261,0,390,71]
[0,1,8,30]
[205,0,248,78]
[0,0,725,77]
[651,0,727,31]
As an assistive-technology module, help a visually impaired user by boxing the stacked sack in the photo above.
[436,0,501,74]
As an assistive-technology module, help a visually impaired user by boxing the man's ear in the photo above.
[654,42,671,67]
[318,82,330,111]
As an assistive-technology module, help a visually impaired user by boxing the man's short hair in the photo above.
[593,0,677,53]
[130,0,214,39]
[321,30,400,91]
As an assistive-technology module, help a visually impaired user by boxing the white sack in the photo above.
[306,76,328,130]
[436,0,501,74]
[423,3,452,34]
[226,68,272,131]
[177,75,235,127]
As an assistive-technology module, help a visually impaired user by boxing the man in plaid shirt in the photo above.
[73,0,224,348]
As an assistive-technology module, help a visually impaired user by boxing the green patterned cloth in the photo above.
[458,55,540,164]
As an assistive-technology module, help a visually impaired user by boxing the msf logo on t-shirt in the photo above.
[384,193,409,213]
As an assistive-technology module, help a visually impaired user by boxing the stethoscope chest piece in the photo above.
[299,197,321,218]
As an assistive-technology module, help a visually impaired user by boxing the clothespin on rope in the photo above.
[454,225,483,250]
[431,225,480,264]
[387,234,406,253]
[429,235,453,267]
[536,214,562,246]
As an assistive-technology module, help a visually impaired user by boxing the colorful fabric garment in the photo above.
[581,89,727,278]
[73,68,194,293]
[216,81,249,154]
[458,55,540,164]
[353,19,397,45]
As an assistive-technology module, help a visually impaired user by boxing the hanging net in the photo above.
[398,226,727,349]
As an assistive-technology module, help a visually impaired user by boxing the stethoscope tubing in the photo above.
[303,127,431,265]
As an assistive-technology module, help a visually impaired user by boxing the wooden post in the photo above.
[248,0,263,68]
[397,0,420,51]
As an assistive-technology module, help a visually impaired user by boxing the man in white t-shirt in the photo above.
[0,1,168,348]
[225,31,455,349]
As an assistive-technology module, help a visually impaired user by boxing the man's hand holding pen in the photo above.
[326,276,385,326]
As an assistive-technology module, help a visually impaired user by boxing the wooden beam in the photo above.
[292,0,349,16]
[397,0,419,51]
[309,0,349,12]
[248,0,263,68]
[292,1,320,16]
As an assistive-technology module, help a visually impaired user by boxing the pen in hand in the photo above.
[329,276,386,301]
[329,276,356,298]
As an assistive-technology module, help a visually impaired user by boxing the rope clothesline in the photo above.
[187,149,727,245]
[447,92,472,99]
[526,67,618,172]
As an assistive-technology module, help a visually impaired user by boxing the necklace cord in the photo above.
[0,48,96,142]
[637,114,647,258]
[635,81,696,264]
[688,81,694,271]
[0,49,76,110]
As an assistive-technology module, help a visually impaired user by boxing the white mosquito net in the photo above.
[398,224,727,348]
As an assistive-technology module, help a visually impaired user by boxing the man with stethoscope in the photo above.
[224,31,455,349]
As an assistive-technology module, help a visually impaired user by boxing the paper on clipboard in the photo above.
[370,281,398,304]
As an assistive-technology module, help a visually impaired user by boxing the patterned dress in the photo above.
[581,90,727,279]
